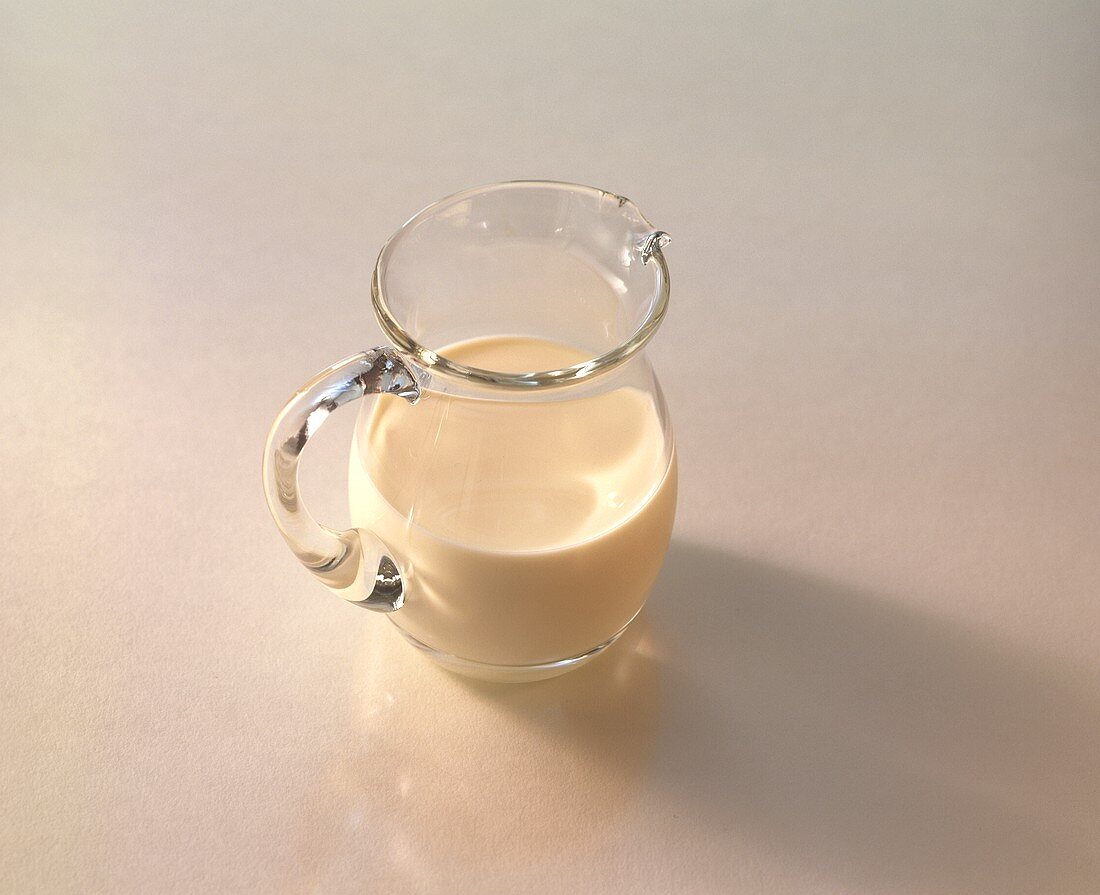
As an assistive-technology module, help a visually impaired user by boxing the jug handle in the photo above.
[262,348,420,611]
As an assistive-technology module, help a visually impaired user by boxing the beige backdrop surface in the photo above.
[2,1,1098,892]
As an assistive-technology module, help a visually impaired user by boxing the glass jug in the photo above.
[263,182,676,681]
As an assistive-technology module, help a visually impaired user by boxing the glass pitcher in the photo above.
[263,182,676,682]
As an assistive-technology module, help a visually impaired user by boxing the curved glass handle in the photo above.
[262,348,420,611]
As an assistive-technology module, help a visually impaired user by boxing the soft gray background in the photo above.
[2,1,1098,892]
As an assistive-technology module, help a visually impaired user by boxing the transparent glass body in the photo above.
[263,182,675,681]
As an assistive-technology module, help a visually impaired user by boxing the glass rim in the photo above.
[370,180,671,390]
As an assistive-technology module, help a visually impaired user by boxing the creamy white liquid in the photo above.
[349,336,676,666]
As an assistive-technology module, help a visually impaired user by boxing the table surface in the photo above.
[3,2,1098,892]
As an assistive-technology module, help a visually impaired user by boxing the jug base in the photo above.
[391,621,632,683]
